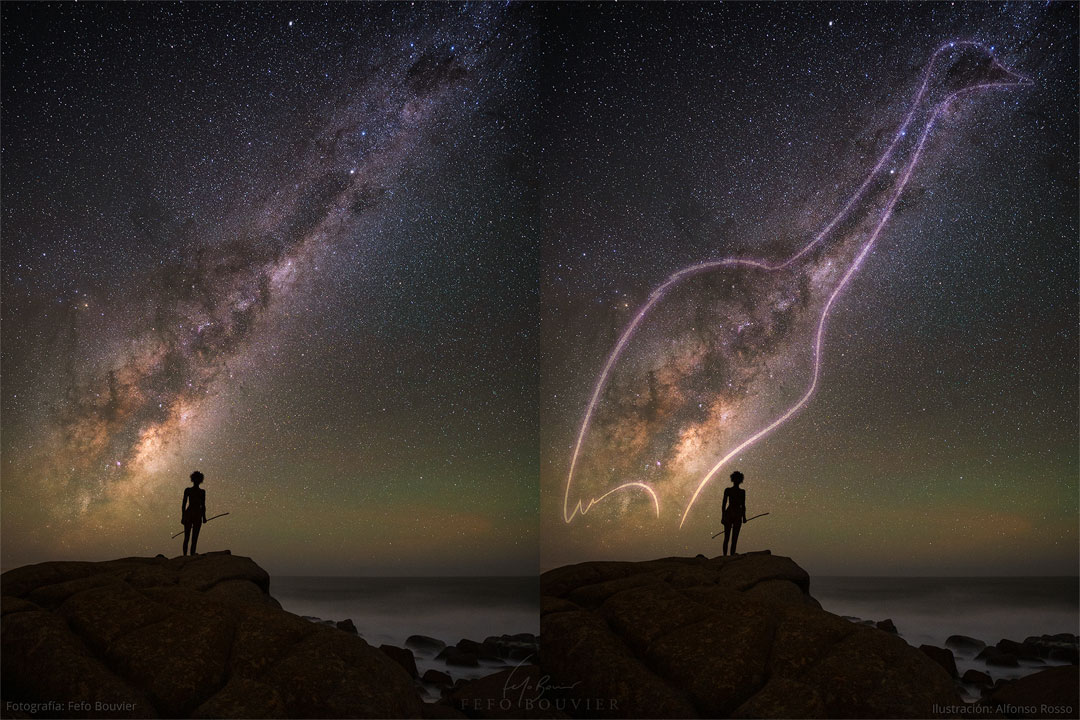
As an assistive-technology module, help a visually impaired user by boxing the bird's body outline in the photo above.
[563,40,1031,528]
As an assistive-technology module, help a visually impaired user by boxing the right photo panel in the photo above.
[540,3,1078,718]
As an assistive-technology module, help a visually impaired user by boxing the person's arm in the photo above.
[181,489,188,522]
[202,491,207,523]
[742,491,747,523]
[721,488,729,515]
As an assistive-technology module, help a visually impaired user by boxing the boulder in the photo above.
[876,618,898,634]
[946,634,987,654]
[997,638,1041,660]
[985,666,1080,718]
[380,644,419,678]
[541,553,960,718]
[1049,646,1079,664]
[962,668,993,687]
[422,669,453,687]
[407,634,448,653]
[437,646,479,667]
[1024,634,1079,664]
[1,554,422,718]
[482,634,539,662]
[919,644,958,677]
[336,618,358,635]
[977,646,1020,667]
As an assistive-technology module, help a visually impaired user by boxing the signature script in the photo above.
[501,654,581,704]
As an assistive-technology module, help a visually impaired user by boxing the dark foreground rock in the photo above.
[541,551,961,718]
[983,666,1080,718]
[920,644,959,678]
[1,552,422,718]
[962,668,993,687]
[381,644,420,678]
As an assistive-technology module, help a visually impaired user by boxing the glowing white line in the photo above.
[563,41,1030,526]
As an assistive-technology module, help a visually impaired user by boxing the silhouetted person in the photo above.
[721,471,747,556]
[181,471,207,556]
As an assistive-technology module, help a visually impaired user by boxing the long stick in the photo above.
[171,512,230,539]
[711,512,769,539]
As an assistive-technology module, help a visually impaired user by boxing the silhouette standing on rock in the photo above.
[181,471,208,556]
[721,471,747,556]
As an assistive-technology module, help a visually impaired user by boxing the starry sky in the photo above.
[2,3,1077,581]
[540,2,1078,576]
[1,2,538,576]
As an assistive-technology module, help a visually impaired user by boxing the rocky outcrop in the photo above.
[541,551,961,718]
[1,552,422,718]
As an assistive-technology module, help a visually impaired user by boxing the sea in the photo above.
[271,576,539,684]
[269,574,1076,698]
[813,576,1079,689]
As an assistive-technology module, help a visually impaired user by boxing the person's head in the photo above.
[730,471,744,486]
[190,471,204,486]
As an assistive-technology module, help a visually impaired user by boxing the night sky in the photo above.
[540,3,1078,575]
[2,3,1077,581]
[2,3,538,576]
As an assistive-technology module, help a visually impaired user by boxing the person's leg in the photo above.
[722,524,730,555]
[183,524,191,556]
[190,522,201,555]
[731,522,741,554]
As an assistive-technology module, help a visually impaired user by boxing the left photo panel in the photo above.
[1,3,539,717]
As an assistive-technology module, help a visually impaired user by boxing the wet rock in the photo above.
[1049,646,1079,664]
[437,646,479,667]
[997,638,1041,660]
[978,646,1021,667]
[962,668,993,686]
[876,618,898,634]
[482,634,538,662]
[919,644,958,677]
[407,634,448,653]
[380,644,419,678]
[422,669,453,687]
[336,618,358,635]
[946,634,987,654]
[1024,634,1079,664]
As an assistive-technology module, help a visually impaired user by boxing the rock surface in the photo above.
[541,551,961,718]
[381,644,420,678]
[1,552,422,718]
[984,666,1080,718]
[962,668,993,687]
[919,644,959,678]
[407,634,448,653]
[946,634,987,654]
